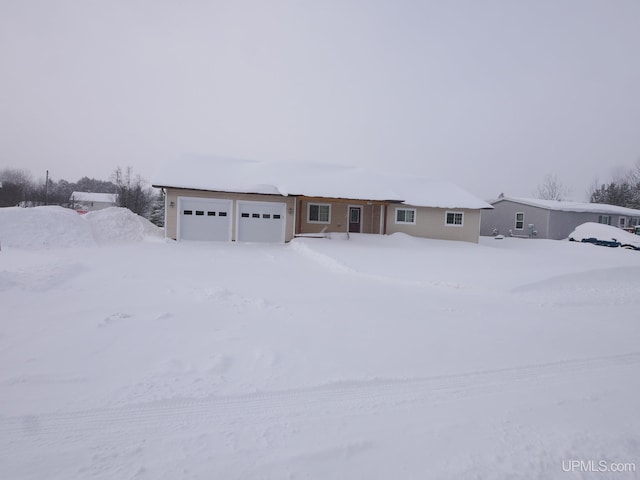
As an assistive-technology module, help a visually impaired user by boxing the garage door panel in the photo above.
[179,197,232,242]
[237,201,286,243]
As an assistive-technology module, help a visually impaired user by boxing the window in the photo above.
[395,208,416,224]
[515,212,524,230]
[195,210,204,216]
[446,211,464,226]
[262,214,271,219]
[183,210,193,215]
[620,217,626,227]
[308,203,331,223]
[273,214,281,219]
[252,213,260,218]
[598,215,611,225]
[241,213,250,218]
[207,211,216,216]
[218,212,227,217]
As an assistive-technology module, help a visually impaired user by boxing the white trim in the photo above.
[598,215,611,225]
[307,202,331,224]
[515,212,525,230]
[163,189,168,239]
[347,205,363,233]
[445,211,464,227]
[395,207,416,225]
[292,197,297,239]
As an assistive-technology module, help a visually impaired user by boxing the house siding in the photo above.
[386,207,481,243]
[165,188,296,241]
[296,197,381,235]
[548,211,633,239]
[547,211,599,240]
[480,200,551,238]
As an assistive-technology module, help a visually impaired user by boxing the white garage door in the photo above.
[178,197,232,242]
[236,200,286,243]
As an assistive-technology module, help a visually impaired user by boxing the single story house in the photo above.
[152,157,492,244]
[480,195,640,240]
[69,191,117,212]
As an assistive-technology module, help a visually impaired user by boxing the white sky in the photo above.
[1,0,639,200]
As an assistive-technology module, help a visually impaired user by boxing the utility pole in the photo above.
[45,170,49,205]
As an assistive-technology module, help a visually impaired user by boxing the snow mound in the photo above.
[0,206,162,250]
[85,207,163,244]
[568,222,640,249]
[0,206,96,249]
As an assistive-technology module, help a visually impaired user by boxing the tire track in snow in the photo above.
[1,351,639,447]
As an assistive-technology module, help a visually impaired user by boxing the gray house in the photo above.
[480,196,640,240]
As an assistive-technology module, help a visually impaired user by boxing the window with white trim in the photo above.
[308,203,331,223]
[446,211,463,226]
[598,215,611,225]
[515,212,524,230]
[395,208,416,224]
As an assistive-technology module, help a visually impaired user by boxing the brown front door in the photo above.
[348,206,362,233]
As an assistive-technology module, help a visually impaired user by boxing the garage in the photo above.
[236,200,286,243]
[178,197,232,242]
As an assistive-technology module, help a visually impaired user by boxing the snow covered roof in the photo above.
[494,196,640,216]
[152,156,492,210]
[70,191,117,203]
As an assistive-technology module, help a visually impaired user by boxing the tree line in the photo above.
[0,166,164,226]
[535,160,640,209]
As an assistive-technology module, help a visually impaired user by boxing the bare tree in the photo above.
[0,168,34,206]
[535,174,569,201]
[111,166,154,217]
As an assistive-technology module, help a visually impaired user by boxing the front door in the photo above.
[348,206,362,233]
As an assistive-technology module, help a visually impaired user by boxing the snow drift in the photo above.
[0,206,162,249]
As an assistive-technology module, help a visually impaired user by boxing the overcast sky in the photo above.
[1,0,639,200]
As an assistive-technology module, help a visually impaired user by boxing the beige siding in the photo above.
[296,198,382,235]
[165,188,296,241]
[164,189,481,243]
[386,206,481,243]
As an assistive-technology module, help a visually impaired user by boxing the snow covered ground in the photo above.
[1,207,639,479]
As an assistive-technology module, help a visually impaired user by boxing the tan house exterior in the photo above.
[153,157,492,244]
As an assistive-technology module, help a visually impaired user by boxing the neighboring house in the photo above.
[69,191,117,212]
[480,196,640,240]
[151,157,492,244]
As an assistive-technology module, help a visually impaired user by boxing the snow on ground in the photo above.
[1,207,639,479]
[569,222,640,249]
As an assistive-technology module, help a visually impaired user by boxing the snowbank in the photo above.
[569,222,640,248]
[0,206,162,249]
[85,207,162,244]
[2,224,640,479]
[0,206,95,249]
